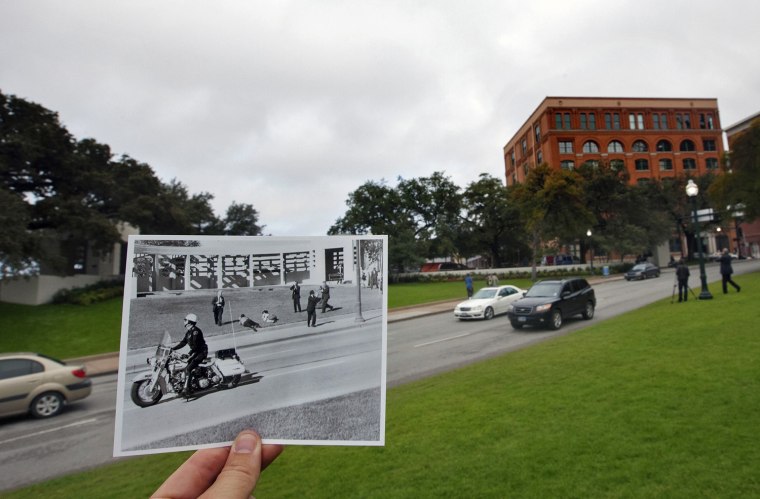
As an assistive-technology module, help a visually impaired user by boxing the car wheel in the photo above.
[510,321,523,330]
[30,392,64,418]
[582,301,595,320]
[484,307,494,320]
[549,310,563,330]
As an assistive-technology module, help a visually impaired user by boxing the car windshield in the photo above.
[525,283,561,297]
[632,264,647,271]
[472,289,497,299]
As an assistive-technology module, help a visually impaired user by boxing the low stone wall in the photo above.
[0,274,104,305]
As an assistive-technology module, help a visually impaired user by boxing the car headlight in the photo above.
[471,305,483,312]
[535,303,552,312]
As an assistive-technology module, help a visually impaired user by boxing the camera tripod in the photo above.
[671,275,697,303]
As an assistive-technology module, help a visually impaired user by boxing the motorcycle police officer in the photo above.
[172,313,208,395]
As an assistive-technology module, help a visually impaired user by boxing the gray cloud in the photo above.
[2,0,758,235]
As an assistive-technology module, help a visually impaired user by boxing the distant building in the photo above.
[503,96,724,187]
[725,111,760,258]
[0,222,138,305]
[502,97,726,265]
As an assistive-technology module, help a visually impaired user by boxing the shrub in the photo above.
[52,279,125,306]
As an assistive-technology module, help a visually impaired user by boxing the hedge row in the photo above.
[52,279,125,306]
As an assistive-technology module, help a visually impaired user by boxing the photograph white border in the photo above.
[113,235,387,457]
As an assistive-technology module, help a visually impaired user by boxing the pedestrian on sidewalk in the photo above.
[719,248,741,294]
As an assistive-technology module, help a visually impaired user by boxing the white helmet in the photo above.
[184,313,198,324]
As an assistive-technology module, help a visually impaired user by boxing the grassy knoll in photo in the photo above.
[5,273,759,498]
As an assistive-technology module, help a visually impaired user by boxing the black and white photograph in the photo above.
[113,235,387,456]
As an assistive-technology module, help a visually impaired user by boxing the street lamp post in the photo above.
[586,229,593,274]
[685,179,713,300]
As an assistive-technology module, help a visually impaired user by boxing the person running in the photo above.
[719,248,741,294]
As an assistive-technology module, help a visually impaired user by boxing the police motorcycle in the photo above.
[130,329,247,407]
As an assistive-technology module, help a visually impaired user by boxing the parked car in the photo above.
[708,251,738,262]
[420,262,471,272]
[624,262,661,281]
[0,353,92,419]
[454,285,526,320]
[506,278,596,330]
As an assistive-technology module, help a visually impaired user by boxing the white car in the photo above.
[454,285,526,320]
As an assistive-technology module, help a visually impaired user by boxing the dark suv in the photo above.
[506,278,596,330]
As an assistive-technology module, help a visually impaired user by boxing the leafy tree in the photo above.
[710,118,760,222]
[459,173,526,267]
[223,202,264,236]
[510,164,592,280]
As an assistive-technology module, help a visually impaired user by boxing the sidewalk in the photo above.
[67,274,627,377]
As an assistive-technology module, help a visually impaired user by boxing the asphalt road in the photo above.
[1,259,758,491]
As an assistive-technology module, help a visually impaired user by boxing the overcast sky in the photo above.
[2,0,759,236]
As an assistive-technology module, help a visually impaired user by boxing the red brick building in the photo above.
[725,111,760,258]
[503,97,724,187]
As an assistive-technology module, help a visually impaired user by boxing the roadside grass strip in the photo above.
[3,273,759,498]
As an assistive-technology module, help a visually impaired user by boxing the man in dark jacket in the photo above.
[173,313,208,394]
[212,291,225,326]
[320,282,335,313]
[719,248,741,294]
[675,258,691,302]
[306,290,320,327]
[290,282,302,312]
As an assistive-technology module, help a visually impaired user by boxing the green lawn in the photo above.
[5,273,758,498]
[0,299,123,359]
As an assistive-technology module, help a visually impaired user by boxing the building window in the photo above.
[653,114,660,129]
[523,163,530,176]
[635,159,649,171]
[564,113,571,130]
[656,140,673,152]
[676,113,692,129]
[632,140,649,152]
[555,113,562,129]
[582,160,600,169]
[699,113,715,129]
[659,158,673,171]
[560,160,575,170]
[706,158,719,170]
[589,113,596,129]
[607,140,624,153]
[610,159,625,171]
[680,139,696,152]
[534,123,541,143]
[559,141,574,154]
[510,151,515,166]
[629,113,644,130]
[703,139,716,151]
[683,158,697,170]
[536,150,543,164]
[521,138,527,156]
[580,114,587,129]
[660,113,668,129]
[613,113,620,129]
[582,140,600,153]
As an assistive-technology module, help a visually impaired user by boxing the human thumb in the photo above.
[201,430,262,499]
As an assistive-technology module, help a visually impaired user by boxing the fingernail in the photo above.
[234,433,258,454]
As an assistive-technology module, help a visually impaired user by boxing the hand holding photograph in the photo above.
[113,235,387,456]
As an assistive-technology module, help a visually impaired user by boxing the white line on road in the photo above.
[414,333,472,348]
[0,418,100,446]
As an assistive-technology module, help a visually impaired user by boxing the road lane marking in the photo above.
[0,418,99,445]
[414,333,471,348]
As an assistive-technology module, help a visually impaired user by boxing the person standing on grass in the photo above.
[290,281,302,312]
[676,258,690,302]
[212,290,225,326]
[464,273,473,299]
[306,290,320,327]
[719,248,741,294]
[320,281,335,312]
